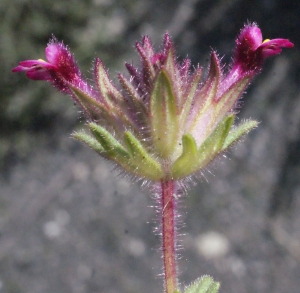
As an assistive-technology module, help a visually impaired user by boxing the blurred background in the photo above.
[1,0,300,292]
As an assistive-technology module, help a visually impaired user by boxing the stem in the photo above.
[161,179,178,293]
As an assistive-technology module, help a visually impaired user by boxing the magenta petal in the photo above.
[20,59,51,67]
[12,65,27,72]
[45,43,62,64]
[26,69,53,81]
[12,60,46,72]
[237,24,263,51]
[12,60,56,73]
[259,38,294,58]
[261,38,294,48]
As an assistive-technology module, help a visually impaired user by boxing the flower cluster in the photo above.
[13,23,293,183]
[13,23,293,293]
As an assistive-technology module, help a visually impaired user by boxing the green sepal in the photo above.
[171,115,234,179]
[70,84,133,134]
[72,131,105,154]
[118,73,148,118]
[171,134,198,176]
[213,74,251,120]
[199,52,220,108]
[197,114,234,163]
[95,58,123,107]
[135,41,156,88]
[69,84,109,121]
[124,131,163,180]
[184,276,220,293]
[188,52,220,133]
[222,119,258,150]
[164,41,176,78]
[180,67,202,121]
[150,69,178,158]
[89,123,129,159]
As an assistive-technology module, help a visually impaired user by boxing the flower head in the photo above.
[12,24,293,183]
[12,38,82,92]
[233,23,293,74]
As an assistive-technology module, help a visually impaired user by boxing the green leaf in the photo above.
[184,276,220,293]
[72,131,105,154]
[196,114,234,167]
[171,115,234,179]
[205,282,220,293]
[171,134,198,177]
[89,123,129,159]
[150,69,178,157]
[222,119,258,150]
[124,131,163,179]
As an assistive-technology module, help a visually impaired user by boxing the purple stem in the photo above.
[161,180,178,293]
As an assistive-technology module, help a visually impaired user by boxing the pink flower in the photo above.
[12,38,81,92]
[219,23,294,97]
[233,23,294,73]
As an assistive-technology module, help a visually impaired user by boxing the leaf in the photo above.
[213,74,251,120]
[179,66,202,120]
[89,123,129,159]
[184,276,220,293]
[199,114,234,154]
[118,73,147,119]
[197,52,220,109]
[188,52,220,133]
[72,131,105,154]
[136,40,156,89]
[196,114,234,166]
[164,37,176,78]
[124,131,163,180]
[171,134,198,177]
[150,69,178,157]
[171,115,234,179]
[222,119,258,150]
[70,80,133,134]
[95,58,123,107]
[69,84,109,121]
[125,63,142,91]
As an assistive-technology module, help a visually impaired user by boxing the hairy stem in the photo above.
[161,179,178,293]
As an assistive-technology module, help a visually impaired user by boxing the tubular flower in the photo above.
[13,38,81,89]
[225,23,294,87]
[12,24,293,182]
[234,23,294,72]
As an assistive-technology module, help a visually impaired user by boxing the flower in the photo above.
[232,23,293,74]
[12,38,82,92]
[12,24,293,183]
